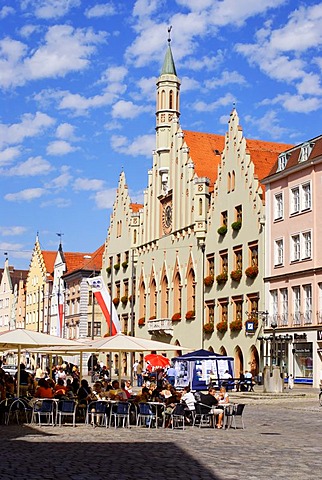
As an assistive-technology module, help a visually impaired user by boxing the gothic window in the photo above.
[220,250,228,273]
[150,278,157,319]
[173,272,182,316]
[161,90,165,109]
[199,198,203,215]
[249,242,258,266]
[231,171,235,191]
[187,269,195,312]
[219,299,229,322]
[207,255,214,276]
[139,280,146,320]
[228,172,231,193]
[221,211,227,226]
[235,205,242,222]
[161,275,169,318]
[234,246,243,270]
[169,90,173,109]
[233,297,243,321]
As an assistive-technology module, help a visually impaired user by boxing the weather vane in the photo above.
[168,25,172,44]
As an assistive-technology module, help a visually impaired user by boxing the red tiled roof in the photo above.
[183,130,293,187]
[42,251,57,277]
[130,203,143,213]
[63,244,104,276]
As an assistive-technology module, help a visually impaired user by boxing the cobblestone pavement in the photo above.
[1,393,321,480]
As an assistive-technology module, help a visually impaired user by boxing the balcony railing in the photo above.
[291,312,302,327]
[317,311,322,325]
[147,318,173,336]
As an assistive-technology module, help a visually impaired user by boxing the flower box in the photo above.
[216,321,228,334]
[217,225,227,236]
[185,310,195,320]
[245,265,259,279]
[172,312,181,322]
[112,297,120,306]
[138,317,145,326]
[231,220,242,231]
[203,323,214,334]
[230,269,242,282]
[114,263,120,272]
[106,266,111,275]
[204,275,214,287]
[230,319,243,332]
[122,261,128,269]
[121,295,128,305]
[216,272,228,284]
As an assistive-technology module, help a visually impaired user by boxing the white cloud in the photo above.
[262,93,321,113]
[85,3,116,18]
[0,146,21,166]
[46,167,73,189]
[46,140,78,156]
[40,197,71,208]
[205,70,247,89]
[0,6,15,18]
[0,226,27,236]
[94,188,117,209]
[99,65,128,84]
[208,0,285,27]
[19,24,39,38]
[55,123,76,140]
[133,0,160,18]
[245,110,290,139]
[21,0,80,19]
[58,91,116,115]
[111,134,154,157]
[0,25,106,88]
[73,178,105,191]
[112,100,151,119]
[0,112,55,149]
[297,74,322,97]
[180,76,200,92]
[181,52,225,72]
[2,156,52,176]
[4,188,47,202]
[192,93,236,112]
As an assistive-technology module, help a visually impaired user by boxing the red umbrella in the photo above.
[144,353,170,369]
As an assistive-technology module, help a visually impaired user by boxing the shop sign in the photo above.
[245,320,255,334]
[317,330,322,341]
[293,343,311,354]
[293,333,307,342]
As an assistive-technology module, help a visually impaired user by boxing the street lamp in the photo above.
[270,317,278,367]
[198,240,205,349]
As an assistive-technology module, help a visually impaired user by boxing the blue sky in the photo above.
[0,0,321,270]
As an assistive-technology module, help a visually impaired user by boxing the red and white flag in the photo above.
[87,276,121,335]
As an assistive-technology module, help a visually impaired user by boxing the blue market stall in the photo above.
[172,349,234,391]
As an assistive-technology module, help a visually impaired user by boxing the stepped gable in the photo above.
[184,129,293,188]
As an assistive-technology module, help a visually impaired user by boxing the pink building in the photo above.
[263,134,322,387]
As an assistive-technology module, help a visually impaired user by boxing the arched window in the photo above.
[161,275,169,318]
[169,90,173,109]
[232,170,235,191]
[133,229,137,244]
[173,272,182,316]
[149,278,157,319]
[187,268,195,312]
[139,280,146,320]
[161,90,165,109]
[228,172,231,193]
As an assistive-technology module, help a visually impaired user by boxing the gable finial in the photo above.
[168,25,172,45]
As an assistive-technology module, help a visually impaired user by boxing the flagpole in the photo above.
[109,256,113,380]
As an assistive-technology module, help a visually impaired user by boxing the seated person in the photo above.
[181,385,196,423]
[200,387,224,428]
[134,386,150,404]
[77,379,93,407]
[92,381,106,400]
[34,378,54,398]
[121,380,132,399]
[107,380,127,401]
[54,378,68,398]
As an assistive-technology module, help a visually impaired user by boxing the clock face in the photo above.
[162,204,172,232]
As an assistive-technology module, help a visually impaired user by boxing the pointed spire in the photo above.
[161,26,177,76]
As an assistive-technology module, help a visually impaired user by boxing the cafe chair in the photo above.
[86,401,109,427]
[57,400,77,427]
[136,402,157,428]
[170,403,186,430]
[31,399,55,426]
[5,398,32,425]
[226,403,245,429]
[193,402,214,428]
[110,402,130,428]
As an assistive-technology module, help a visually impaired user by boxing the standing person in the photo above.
[288,374,294,390]
[133,360,139,380]
[244,370,253,391]
[166,364,176,387]
[136,361,143,387]
[35,364,43,382]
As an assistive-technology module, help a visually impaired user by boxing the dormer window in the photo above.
[277,154,288,172]
[299,143,313,162]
